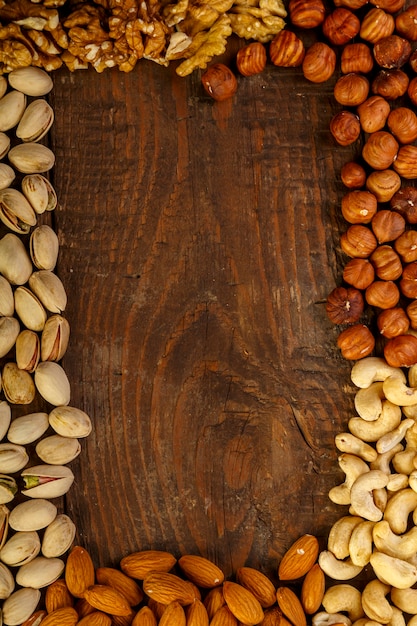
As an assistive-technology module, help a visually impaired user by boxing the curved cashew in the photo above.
[391,587,417,615]
[348,520,374,567]
[351,357,406,389]
[402,404,417,419]
[406,422,417,449]
[372,444,403,474]
[322,585,364,622]
[408,616,417,626]
[348,401,402,443]
[392,448,415,475]
[354,382,385,421]
[318,550,363,581]
[328,516,364,560]
[349,470,388,522]
[336,433,378,463]
[388,606,405,626]
[409,469,417,492]
[373,520,417,562]
[376,419,415,455]
[370,551,417,589]
[361,579,392,624]
[387,473,409,492]
[383,376,417,407]
[329,454,370,506]
[383,488,417,534]
[312,612,352,626]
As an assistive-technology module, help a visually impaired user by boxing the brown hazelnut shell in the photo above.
[370,0,405,13]
[269,30,305,67]
[341,43,374,74]
[407,300,417,330]
[341,162,367,189]
[322,8,360,46]
[377,307,410,338]
[362,131,399,170]
[341,190,377,224]
[337,324,375,360]
[326,286,364,324]
[236,43,267,76]
[365,170,401,203]
[302,42,336,83]
[373,35,412,70]
[400,262,417,298]
[384,335,417,368]
[369,245,403,281]
[365,280,400,309]
[357,95,390,133]
[201,64,237,102]
[396,6,417,42]
[360,8,395,44]
[288,0,326,29]
[340,225,377,258]
[334,74,370,107]
[394,229,417,263]
[387,107,417,145]
[372,69,409,100]
[390,187,417,224]
[330,111,361,146]
[371,210,405,244]
[393,145,417,180]
[343,258,375,289]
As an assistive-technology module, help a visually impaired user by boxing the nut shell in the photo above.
[341,43,374,74]
[384,335,417,367]
[372,69,409,100]
[330,110,361,146]
[343,258,375,289]
[365,280,400,309]
[341,190,377,224]
[288,0,325,28]
[334,73,369,107]
[236,43,266,76]
[360,8,395,44]
[326,286,364,324]
[362,131,399,170]
[269,30,305,67]
[373,35,411,69]
[340,224,377,258]
[393,145,417,179]
[302,42,336,83]
[377,307,410,338]
[322,8,360,46]
[391,187,417,224]
[337,324,375,360]
[387,107,417,144]
[357,95,390,134]
[201,64,237,102]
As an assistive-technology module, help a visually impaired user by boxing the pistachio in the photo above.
[16,100,54,143]
[14,286,47,332]
[0,91,26,132]
[0,403,11,441]
[16,556,64,589]
[0,476,17,505]
[35,434,80,465]
[0,133,10,159]
[0,531,40,567]
[9,499,57,532]
[0,318,20,359]
[34,361,70,406]
[8,143,55,174]
[21,465,74,499]
[40,314,70,362]
[0,277,14,316]
[0,561,14,599]
[8,67,53,96]
[29,225,59,270]
[41,514,76,558]
[0,188,37,235]
[15,330,40,373]
[7,412,48,445]
[22,174,57,213]
[2,587,41,625]
[0,442,29,474]
[0,234,32,285]
[0,504,9,550]
[1,363,35,405]
[0,77,7,99]
[28,270,67,314]
[49,405,92,438]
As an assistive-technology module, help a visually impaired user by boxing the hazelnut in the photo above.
[341,190,377,224]
[396,6,417,42]
[333,0,369,7]
[302,42,336,84]
[390,187,417,224]
[365,170,401,203]
[394,229,417,263]
[357,95,390,133]
[373,35,412,70]
[372,69,409,100]
[337,324,375,360]
[393,145,417,180]
[340,161,367,189]
[409,50,417,73]
[387,107,417,145]
[269,30,305,67]
[400,262,417,298]
[365,280,400,309]
[369,0,405,12]
[201,64,238,102]
[362,131,399,170]
[377,307,410,338]
[384,335,417,368]
[408,76,417,107]
[326,286,364,324]
[288,0,326,29]
[371,209,406,244]
[407,300,417,330]
[236,43,267,76]
[333,73,370,107]
[360,8,395,44]
[322,8,360,46]
[341,43,374,74]
[343,258,375,289]
[330,110,361,146]
[369,245,403,281]
[340,224,377,258]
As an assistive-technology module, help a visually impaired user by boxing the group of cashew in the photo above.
[314,356,417,626]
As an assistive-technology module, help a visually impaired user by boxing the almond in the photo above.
[261,606,283,625]
[83,584,132,617]
[159,601,186,626]
[75,597,97,619]
[21,611,47,626]
[96,566,143,606]
[301,563,325,614]
[45,579,74,613]
[37,607,79,626]
[185,599,209,626]
[65,545,95,598]
[222,581,264,625]
[278,534,319,581]
[120,550,176,580]
[236,567,276,608]
[111,611,136,626]
[276,587,307,626]
[203,586,225,619]
[178,554,224,588]
[210,605,239,625]
[143,572,197,606]
[77,612,112,626]
[147,598,166,620]
[132,606,158,625]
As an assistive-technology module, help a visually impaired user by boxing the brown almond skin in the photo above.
[120,550,176,580]
[77,612,112,626]
[178,554,224,588]
[236,567,276,608]
[301,563,325,614]
[143,572,197,606]
[96,567,143,606]
[132,607,158,626]
[45,579,74,613]
[276,587,307,626]
[65,545,95,599]
[83,585,132,617]
[278,534,319,580]
[222,581,264,625]
[37,607,79,626]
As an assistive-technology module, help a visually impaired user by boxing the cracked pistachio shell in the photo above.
[9,500,57,532]
[15,330,40,373]
[2,587,41,625]
[0,234,32,286]
[22,174,57,213]
[41,315,70,362]
[0,91,26,132]
[0,163,15,191]
[0,442,28,474]
[7,412,48,445]
[0,531,40,567]
[35,434,80,465]
[49,405,92,438]
[0,318,20,359]
[0,403,11,441]
[0,277,13,317]
[1,363,35,405]
[0,77,7,99]
[14,287,47,333]
[8,143,55,174]
[0,133,10,160]
[42,514,76,558]
[28,270,67,314]
[16,100,54,143]
[29,225,59,271]
[16,556,64,589]
[34,362,70,406]
[0,562,14,599]
[21,465,74,499]
[0,188,37,235]
[0,476,17,505]
[8,67,53,97]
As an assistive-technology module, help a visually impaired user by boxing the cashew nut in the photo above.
[361,579,392,624]
[348,401,402,442]
[376,419,415,454]
[328,516,364,560]
[348,520,374,567]
[312,612,352,626]
[409,469,417,492]
[383,488,417,534]
[408,616,417,626]
[392,448,415,475]
[405,422,417,449]
[329,454,370,506]
[354,382,385,421]
[391,587,417,615]
[383,375,417,407]
[371,444,403,474]
[349,470,388,522]
[370,551,417,589]
[318,550,363,580]
[373,520,417,562]
[322,584,364,622]
[336,433,378,463]
[387,473,409,492]
[402,404,417,419]
[351,357,406,389]
[387,606,405,626]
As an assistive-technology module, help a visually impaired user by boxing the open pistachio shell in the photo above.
[0,318,20,359]
[1,363,35,405]
[21,465,74,499]
[40,315,70,362]
[0,562,14,599]
[14,287,47,333]
[16,556,64,589]
[0,91,26,132]
[15,330,40,373]
[28,271,67,314]
[0,476,17,505]
[16,100,54,143]
[42,514,76,558]
[34,362,70,406]
[0,277,14,317]
[0,188,37,235]
[0,234,32,286]
[8,143,55,174]
[22,174,57,213]
[29,225,59,271]
[0,443,29,474]
[7,412,48,445]
[8,67,53,97]
[0,403,11,441]
[49,405,92,438]
[9,499,57,532]
[35,435,80,465]
[0,531,40,567]
[0,133,10,160]
[0,163,15,191]
[2,587,41,625]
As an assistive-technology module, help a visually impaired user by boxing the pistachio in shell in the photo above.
[14,286,47,332]
[16,100,54,143]
[34,361,70,406]
[0,233,32,286]
[0,277,14,317]
[28,270,67,314]
[0,188,37,235]
[16,555,64,589]
[1,363,35,405]
[0,163,15,191]
[40,314,70,362]
[0,133,10,159]
[49,405,92,438]
[0,90,26,132]
[21,465,74,499]
[0,561,14,599]
[22,174,57,213]
[0,77,7,99]
[35,434,80,465]
[7,412,48,445]
[42,514,76,558]
[9,499,57,532]
[0,531,40,567]
[0,476,17,505]
[15,330,40,373]
[0,402,11,441]
[0,317,20,359]
[29,225,59,270]
[8,143,55,174]
[8,67,53,96]
[2,587,41,625]
[0,443,29,474]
